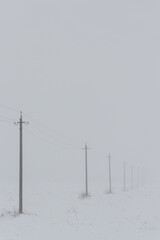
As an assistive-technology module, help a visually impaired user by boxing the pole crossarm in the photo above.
[14,112,29,126]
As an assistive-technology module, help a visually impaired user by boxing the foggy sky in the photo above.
[0,0,159,186]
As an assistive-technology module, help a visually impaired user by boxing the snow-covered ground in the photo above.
[0,182,160,240]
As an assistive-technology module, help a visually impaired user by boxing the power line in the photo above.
[25,118,82,150]
[24,128,79,151]
[0,105,82,150]
[23,112,83,147]
[0,115,17,121]
[0,119,14,123]
[0,104,82,150]
[29,123,81,150]
[0,103,20,112]
[0,105,88,151]
[0,104,113,158]
[24,128,58,147]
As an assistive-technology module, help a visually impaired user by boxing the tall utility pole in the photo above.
[15,112,28,214]
[83,144,89,196]
[123,161,126,191]
[131,166,133,189]
[107,154,112,193]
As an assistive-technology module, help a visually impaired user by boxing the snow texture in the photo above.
[0,183,159,240]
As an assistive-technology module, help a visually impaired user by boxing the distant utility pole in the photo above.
[15,112,28,214]
[107,154,112,193]
[83,144,89,196]
[131,166,133,189]
[123,161,126,191]
[137,167,140,187]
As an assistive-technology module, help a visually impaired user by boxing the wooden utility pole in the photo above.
[107,154,112,193]
[123,161,126,191]
[137,167,140,187]
[15,112,28,214]
[83,144,89,196]
[131,166,133,189]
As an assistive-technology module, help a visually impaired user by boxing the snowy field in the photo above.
[0,182,160,240]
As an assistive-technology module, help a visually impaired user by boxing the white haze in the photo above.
[0,0,159,188]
